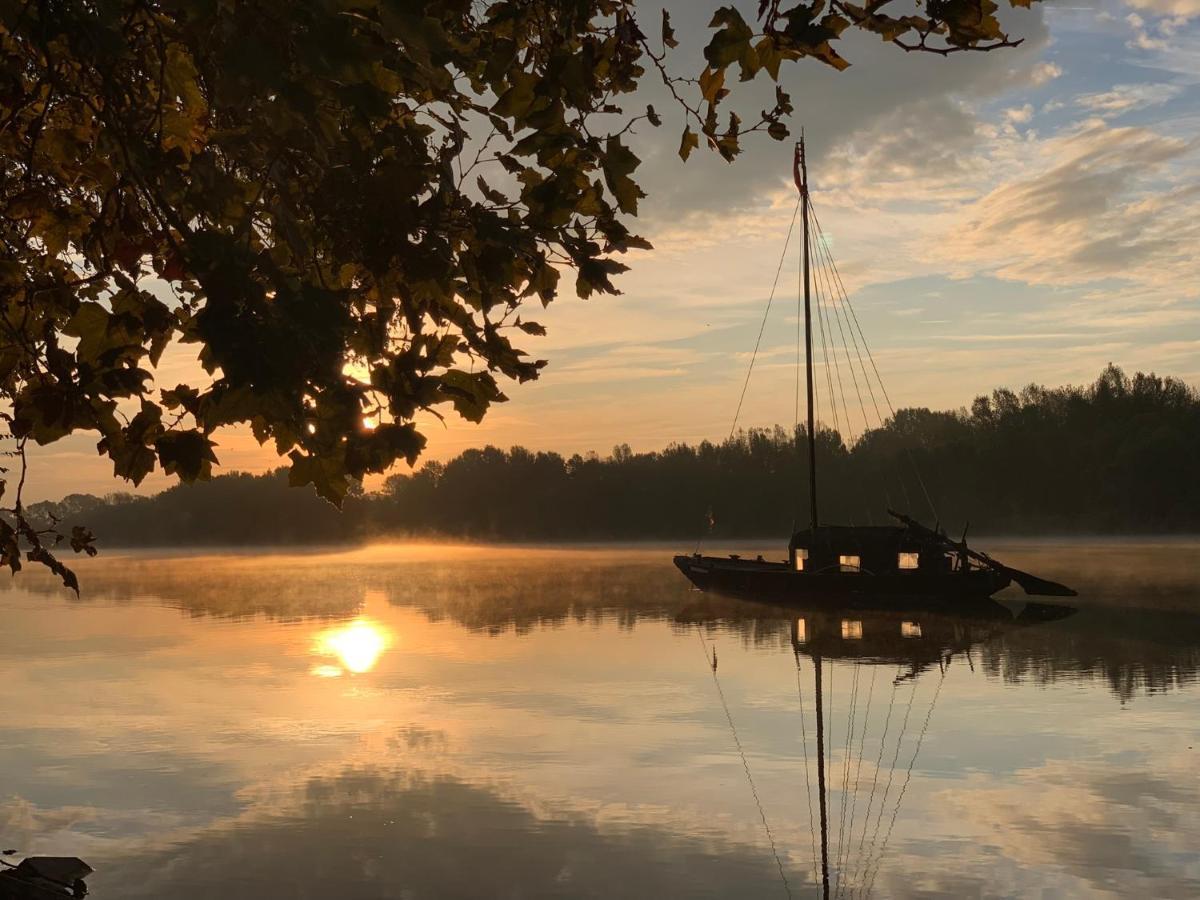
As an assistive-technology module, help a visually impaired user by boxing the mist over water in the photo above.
[1,540,1197,898]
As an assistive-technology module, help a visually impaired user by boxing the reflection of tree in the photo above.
[982,607,1200,702]
[8,550,1198,701]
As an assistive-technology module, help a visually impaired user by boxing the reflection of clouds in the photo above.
[94,767,814,899]
[938,754,1200,898]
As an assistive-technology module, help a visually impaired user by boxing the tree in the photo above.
[0,0,1038,586]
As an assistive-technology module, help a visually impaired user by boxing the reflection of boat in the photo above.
[674,138,1073,605]
[695,596,1074,898]
[0,857,92,899]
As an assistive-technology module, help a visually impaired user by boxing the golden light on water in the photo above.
[313,618,391,675]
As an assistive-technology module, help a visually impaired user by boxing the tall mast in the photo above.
[795,137,818,530]
[814,654,830,899]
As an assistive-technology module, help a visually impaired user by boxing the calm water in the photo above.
[1,540,1197,898]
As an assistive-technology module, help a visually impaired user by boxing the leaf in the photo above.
[705,7,754,69]
[155,430,218,482]
[679,126,700,161]
[768,121,789,141]
[70,525,98,557]
[646,104,661,128]
[288,450,351,507]
[699,66,726,105]
[602,136,644,215]
[476,175,507,205]
[439,369,504,423]
[661,9,679,48]
[25,545,79,595]
[492,70,538,120]
[516,319,547,336]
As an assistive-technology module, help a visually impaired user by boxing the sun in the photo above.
[314,619,391,675]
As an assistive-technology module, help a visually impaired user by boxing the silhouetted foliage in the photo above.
[0,0,1040,584]
[20,365,1199,545]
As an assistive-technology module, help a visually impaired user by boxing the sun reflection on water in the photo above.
[313,618,391,675]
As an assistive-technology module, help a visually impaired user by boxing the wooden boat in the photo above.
[675,139,1074,604]
[0,857,91,899]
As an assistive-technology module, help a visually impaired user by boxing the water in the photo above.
[1,540,1197,898]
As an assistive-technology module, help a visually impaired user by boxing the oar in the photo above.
[887,509,1078,597]
[989,562,1077,597]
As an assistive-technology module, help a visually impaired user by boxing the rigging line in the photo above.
[854,672,919,899]
[795,652,822,889]
[808,214,901,519]
[812,226,869,451]
[810,226,850,445]
[812,248,849,526]
[812,240,842,447]
[810,229,876,527]
[862,659,951,900]
[818,245,896,526]
[811,243,849,453]
[729,196,802,442]
[834,660,862,896]
[848,670,902,893]
[808,204,938,524]
[837,663,878,900]
[809,208,914,520]
[811,242,848,528]
[809,207,887,431]
[696,628,794,900]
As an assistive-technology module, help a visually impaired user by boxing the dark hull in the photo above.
[674,554,1010,606]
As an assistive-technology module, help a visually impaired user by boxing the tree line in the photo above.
[22,365,1200,546]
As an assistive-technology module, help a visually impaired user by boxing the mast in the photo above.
[795,137,818,530]
[814,654,831,899]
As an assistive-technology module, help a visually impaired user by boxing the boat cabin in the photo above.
[788,525,959,576]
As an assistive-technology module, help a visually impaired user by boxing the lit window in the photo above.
[794,618,807,644]
[898,552,919,570]
[901,621,922,638]
[794,548,808,572]
[841,619,863,640]
[839,554,861,572]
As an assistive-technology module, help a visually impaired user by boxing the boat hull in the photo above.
[673,554,1010,605]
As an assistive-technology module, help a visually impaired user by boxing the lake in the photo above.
[1,539,1197,898]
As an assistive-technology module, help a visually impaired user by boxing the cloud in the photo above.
[627,1,1052,224]
[1030,61,1064,85]
[936,121,1196,287]
[1006,104,1035,124]
[1076,83,1183,115]
[1125,0,1200,18]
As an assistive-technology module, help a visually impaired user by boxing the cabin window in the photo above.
[793,548,808,572]
[839,554,861,573]
[794,618,807,644]
[898,552,920,570]
[841,619,863,640]
[901,621,922,638]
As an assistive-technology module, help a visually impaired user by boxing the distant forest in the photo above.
[23,365,1200,545]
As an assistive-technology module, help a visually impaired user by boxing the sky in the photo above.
[22,0,1200,501]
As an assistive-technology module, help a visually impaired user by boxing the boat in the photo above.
[0,857,92,899]
[674,138,1074,604]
